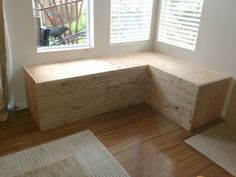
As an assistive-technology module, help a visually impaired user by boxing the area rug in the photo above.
[0,130,130,177]
[185,123,236,176]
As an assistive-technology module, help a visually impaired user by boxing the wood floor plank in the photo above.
[0,104,233,177]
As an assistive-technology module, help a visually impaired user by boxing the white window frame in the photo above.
[35,0,94,53]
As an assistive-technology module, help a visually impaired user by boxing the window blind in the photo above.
[110,0,153,44]
[157,0,204,50]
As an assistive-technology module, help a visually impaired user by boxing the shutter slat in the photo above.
[157,0,204,50]
[159,38,195,50]
[159,18,200,27]
[159,31,197,42]
[160,10,202,18]
[159,21,199,31]
[110,0,153,44]
[159,25,198,35]
[160,13,201,22]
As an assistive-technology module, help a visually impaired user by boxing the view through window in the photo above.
[32,0,89,49]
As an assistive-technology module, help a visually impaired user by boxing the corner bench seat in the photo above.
[24,52,231,131]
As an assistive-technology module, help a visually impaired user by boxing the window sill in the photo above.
[37,45,92,54]
[110,39,150,46]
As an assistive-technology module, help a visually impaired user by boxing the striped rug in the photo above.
[0,130,130,177]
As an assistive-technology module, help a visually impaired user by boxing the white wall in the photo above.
[3,0,158,108]
[155,0,236,79]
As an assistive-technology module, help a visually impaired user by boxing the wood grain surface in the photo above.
[24,52,232,130]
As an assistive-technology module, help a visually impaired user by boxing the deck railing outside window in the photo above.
[32,0,89,49]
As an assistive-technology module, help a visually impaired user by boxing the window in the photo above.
[32,0,91,50]
[157,0,204,50]
[110,0,153,44]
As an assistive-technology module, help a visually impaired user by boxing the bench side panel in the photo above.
[191,78,232,129]
[24,69,40,127]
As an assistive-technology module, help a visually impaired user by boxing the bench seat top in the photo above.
[24,52,231,86]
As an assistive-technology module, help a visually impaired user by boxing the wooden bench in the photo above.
[24,52,232,131]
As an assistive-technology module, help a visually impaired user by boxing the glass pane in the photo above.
[32,0,88,48]
[157,0,204,51]
[110,0,153,44]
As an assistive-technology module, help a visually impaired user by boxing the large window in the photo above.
[32,0,91,50]
[157,0,204,51]
[110,0,153,44]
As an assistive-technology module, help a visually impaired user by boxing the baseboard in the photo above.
[221,110,227,119]
[221,79,234,119]
[15,100,28,110]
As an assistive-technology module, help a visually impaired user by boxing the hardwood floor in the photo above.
[0,104,233,177]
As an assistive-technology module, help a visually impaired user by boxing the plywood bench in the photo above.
[24,52,232,131]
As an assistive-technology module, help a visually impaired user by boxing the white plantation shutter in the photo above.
[157,0,204,50]
[110,0,153,44]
